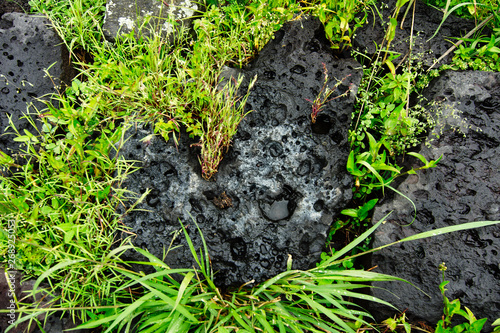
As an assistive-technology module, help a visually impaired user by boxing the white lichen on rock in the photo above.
[174,0,198,18]
[118,17,135,31]
[162,21,174,34]
[103,0,116,25]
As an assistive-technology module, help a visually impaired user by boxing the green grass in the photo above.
[1,0,499,331]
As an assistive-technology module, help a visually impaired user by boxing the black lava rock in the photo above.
[0,13,71,155]
[353,0,483,67]
[117,17,361,287]
[368,71,500,331]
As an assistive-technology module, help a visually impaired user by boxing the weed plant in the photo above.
[0,101,139,319]
[422,0,500,28]
[301,0,375,51]
[435,263,489,333]
[29,0,107,54]
[441,28,500,71]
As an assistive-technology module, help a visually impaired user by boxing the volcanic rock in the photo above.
[353,0,482,67]
[368,71,500,331]
[0,12,69,155]
[103,0,198,43]
[117,17,362,287]
[0,0,30,17]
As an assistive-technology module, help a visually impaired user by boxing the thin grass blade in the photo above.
[315,212,391,268]
[397,220,500,242]
[32,259,84,293]
[252,270,300,296]
[173,271,195,312]
[296,294,355,333]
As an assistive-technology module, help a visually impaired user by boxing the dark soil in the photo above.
[0,0,31,17]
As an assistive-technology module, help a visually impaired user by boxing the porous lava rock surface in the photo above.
[0,0,30,17]
[0,12,69,155]
[368,71,500,330]
[354,0,481,66]
[117,17,362,287]
[103,0,198,43]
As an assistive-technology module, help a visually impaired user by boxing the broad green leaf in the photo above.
[64,229,76,243]
[358,199,378,218]
[347,150,355,172]
[471,318,488,332]
[13,136,31,143]
[386,18,398,43]
[340,17,349,33]
[325,21,335,39]
[366,131,379,160]
[488,46,500,53]
[47,154,65,170]
[385,60,396,75]
[41,206,54,216]
[341,208,359,218]
[384,118,399,135]
[347,150,364,176]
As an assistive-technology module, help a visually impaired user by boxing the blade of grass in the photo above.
[173,271,195,312]
[315,212,391,268]
[296,293,355,333]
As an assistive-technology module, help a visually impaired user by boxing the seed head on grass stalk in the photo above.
[193,74,257,180]
[306,62,352,124]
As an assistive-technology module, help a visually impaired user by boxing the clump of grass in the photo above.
[191,74,257,180]
[5,215,498,332]
[28,0,107,54]
[0,94,139,322]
